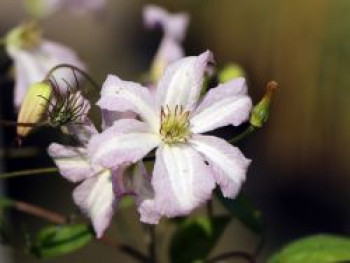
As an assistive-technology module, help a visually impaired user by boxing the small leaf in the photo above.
[215,190,262,234]
[31,223,93,258]
[269,234,350,263]
[170,215,231,263]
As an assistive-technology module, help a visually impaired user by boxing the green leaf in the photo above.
[269,234,350,263]
[215,190,262,234]
[170,215,231,263]
[31,223,93,258]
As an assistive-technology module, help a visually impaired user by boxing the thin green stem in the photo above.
[229,125,256,144]
[0,167,58,180]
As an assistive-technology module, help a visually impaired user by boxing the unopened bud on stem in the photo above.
[250,81,278,128]
[17,81,52,137]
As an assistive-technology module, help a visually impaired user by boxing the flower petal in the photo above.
[143,5,189,41]
[157,51,213,111]
[73,169,115,238]
[89,119,160,169]
[190,135,251,198]
[10,50,46,108]
[191,78,252,133]
[152,144,215,217]
[101,109,136,130]
[97,75,158,129]
[47,143,93,183]
[8,40,85,108]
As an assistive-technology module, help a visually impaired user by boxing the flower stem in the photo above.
[0,167,58,180]
[1,198,67,224]
[229,125,256,144]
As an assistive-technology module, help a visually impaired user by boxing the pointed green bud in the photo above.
[218,63,246,83]
[250,81,278,128]
[17,81,52,137]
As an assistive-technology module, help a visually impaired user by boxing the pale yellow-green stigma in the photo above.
[6,22,42,50]
[159,105,191,144]
[17,81,52,137]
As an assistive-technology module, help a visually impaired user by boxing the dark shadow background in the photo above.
[1,0,350,262]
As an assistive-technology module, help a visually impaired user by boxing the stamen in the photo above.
[159,104,191,145]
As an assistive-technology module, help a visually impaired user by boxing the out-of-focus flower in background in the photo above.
[23,0,107,18]
[5,22,85,109]
[90,51,252,223]
[143,5,189,83]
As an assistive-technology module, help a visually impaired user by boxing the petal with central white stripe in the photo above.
[191,78,252,134]
[73,169,115,238]
[190,135,251,198]
[97,75,158,130]
[47,143,93,183]
[88,119,160,169]
[152,144,215,217]
[156,51,213,111]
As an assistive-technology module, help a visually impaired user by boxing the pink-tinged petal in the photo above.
[47,143,93,183]
[143,5,189,41]
[112,163,161,224]
[73,169,115,238]
[88,119,160,169]
[101,109,136,130]
[152,145,215,217]
[191,78,252,133]
[139,199,161,224]
[190,135,251,198]
[97,75,158,130]
[157,51,214,111]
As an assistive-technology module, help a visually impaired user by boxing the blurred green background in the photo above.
[1,0,350,262]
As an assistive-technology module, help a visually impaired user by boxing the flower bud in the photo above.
[17,81,52,137]
[5,22,42,50]
[219,63,246,83]
[250,81,278,128]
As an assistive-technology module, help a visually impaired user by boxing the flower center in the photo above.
[159,105,191,144]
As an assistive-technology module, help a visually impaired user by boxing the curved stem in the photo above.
[44,64,100,91]
[206,251,256,263]
[0,167,58,180]
[11,199,67,224]
[229,125,256,144]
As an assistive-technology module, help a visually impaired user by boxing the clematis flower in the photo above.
[5,22,85,108]
[47,94,156,238]
[143,5,189,82]
[90,51,252,223]
[23,0,107,18]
